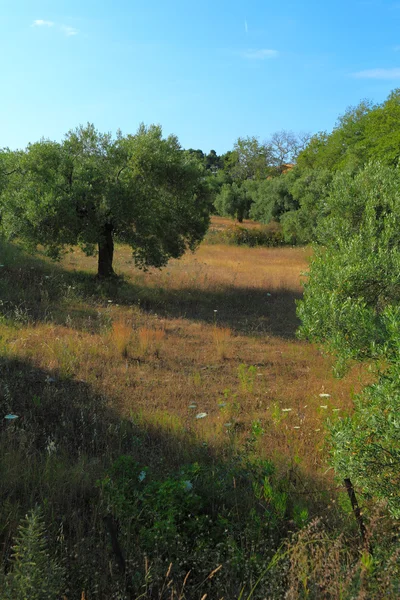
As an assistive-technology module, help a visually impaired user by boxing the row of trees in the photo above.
[213,89,400,245]
[194,132,311,223]
[0,124,211,277]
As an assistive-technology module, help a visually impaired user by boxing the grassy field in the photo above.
[0,218,381,599]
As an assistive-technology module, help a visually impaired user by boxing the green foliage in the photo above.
[238,364,257,393]
[231,136,273,181]
[284,518,400,599]
[280,168,333,244]
[329,366,400,518]
[99,455,296,591]
[214,181,254,222]
[298,163,400,361]
[0,124,210,276]
[298,161,400,518]
[1,507,65,600]
[249,172,298,225]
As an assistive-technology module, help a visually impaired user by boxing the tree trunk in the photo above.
[98,224,115,277]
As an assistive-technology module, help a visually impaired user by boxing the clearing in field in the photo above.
[1,219,366,489]
[0,218,370,597]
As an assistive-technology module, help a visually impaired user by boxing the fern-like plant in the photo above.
[1,506,65,600]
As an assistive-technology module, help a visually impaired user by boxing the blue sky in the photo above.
[2,1,400,153]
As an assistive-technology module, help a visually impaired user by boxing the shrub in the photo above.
[98,455,299,597]
[209,222,285,247]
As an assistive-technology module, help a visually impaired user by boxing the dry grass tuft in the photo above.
[138,326,166,356]
[212,326,232,360]
[111,320,132,358]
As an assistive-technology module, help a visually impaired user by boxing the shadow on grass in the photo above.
[0,239,301,338]
[0,356,220,596]
[0,355,331,599]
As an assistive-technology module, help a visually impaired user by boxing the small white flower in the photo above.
[315,428,321,432]
[332,408,341,412]
[267,293,272,297]
[138,471,146,482]
[320,405,328,409]
[293,426,301,429]
[319,393,331,398]
[188,404,197,409]
[4,414,18,420]
[281,408,292,412]
[214,309,218,313]
[46,438,57,455]
[196,412,207,419]
[108,300,113,303]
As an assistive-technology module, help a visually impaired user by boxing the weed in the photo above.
[238,364,257,393]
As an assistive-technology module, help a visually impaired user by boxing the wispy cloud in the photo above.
[61,25,79,36]
[32,19,54,27]
[393,45,400,51]
[31,20,79,37]
[353,67,400,79]
[241,48,279,60]
[244,19,248,34]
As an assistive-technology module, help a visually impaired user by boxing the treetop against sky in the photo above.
[2,0,400,152]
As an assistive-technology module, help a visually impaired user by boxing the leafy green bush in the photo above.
[329,366,400,518]
[297,161,400,519]
[98,455,301,596]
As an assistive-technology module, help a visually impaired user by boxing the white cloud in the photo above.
[32,19,54,27]
[353,67,400,79]
[242,48,279,60]
[61,25,79,36]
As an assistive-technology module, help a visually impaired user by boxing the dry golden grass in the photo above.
[111,320,133,358]
[138,326,166,356]
[1,220,368,501]
[212,325,232,360]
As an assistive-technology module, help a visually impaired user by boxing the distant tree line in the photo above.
[209,89,400,245]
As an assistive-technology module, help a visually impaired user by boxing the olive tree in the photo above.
[0,124,210,277]
[297,162,400,517]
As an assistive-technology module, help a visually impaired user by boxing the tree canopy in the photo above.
[0,124,210,277]
[297,162,400,517]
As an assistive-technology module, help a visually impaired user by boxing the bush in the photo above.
[98,455,302,597]
[209,222,285,247]
[329,365,400,519]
